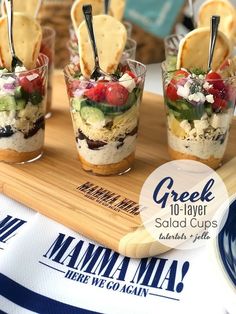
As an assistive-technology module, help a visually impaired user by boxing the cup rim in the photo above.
[63,59,147,81]
[161,60,236,81]
[125,38,137,52]
[0,53,49,76]
[164,33,184,44]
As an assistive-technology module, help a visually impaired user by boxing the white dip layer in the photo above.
[168,130,229,159]
[0,129,44,152]
[77,134,137,165]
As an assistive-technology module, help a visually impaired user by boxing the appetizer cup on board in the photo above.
[162,26,235,169]
[162,63,236,169]
[0,12,48,163]
[64,59,146,175]
[0,54,48,163]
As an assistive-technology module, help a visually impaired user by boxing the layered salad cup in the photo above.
[0,54,48,163]
[64,59,146,175]
[162,62,236,169]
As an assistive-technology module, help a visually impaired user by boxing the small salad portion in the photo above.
[0,12,47,163]
[65,61,145,176]
[164,65,236,169]
[65,12,146,176]
[0,63,47,163]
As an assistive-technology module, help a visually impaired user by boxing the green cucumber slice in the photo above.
[166,98,205,120]
[80,88,141,116]
[0,95,16,111]
[80,106,105,124]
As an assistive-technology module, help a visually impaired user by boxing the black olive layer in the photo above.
[76,126,138,151]
[0,116,45,139]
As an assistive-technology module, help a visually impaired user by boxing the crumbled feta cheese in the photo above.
[203,81,212,89]
[189,128,197,139]
[210,113,230,129]
[180,120,191,133]
[206,94,214,103]
[198,74,204,80]
[119,73,136,92]
[188,92,206,103]
[194,119,209,133]
[177,81,191,98]
[15,66,27,73]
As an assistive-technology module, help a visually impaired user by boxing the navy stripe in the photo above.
[0,273,101,314]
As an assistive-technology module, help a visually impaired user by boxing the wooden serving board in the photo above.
[0,71,236,258]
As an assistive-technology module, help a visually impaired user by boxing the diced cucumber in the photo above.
[166,98,205,121]
[0,95,16,111]
[16,98,26,110]
[80,106,105,124]
[79,87,141,116]
[72,98,82,111]
[80,99,126,115]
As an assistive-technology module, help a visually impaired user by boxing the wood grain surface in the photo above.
[0,71,235,258]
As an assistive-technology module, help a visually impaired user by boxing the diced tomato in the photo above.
[19,71,44,95]
[84,83,107,102]
[166,80,179,101]
[212,98,227,110]
[208,87,221,99]
[105,83,129,106]
[173,69,189,80]
[206,72,225,90]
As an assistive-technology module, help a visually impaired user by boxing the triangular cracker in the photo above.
[71,0,103,31]
[0,13,42,70]
[197,0,236,39]
[176,27,232,72]
[110,0,126,21]
[71,0,126,30]
[78,14,127,78]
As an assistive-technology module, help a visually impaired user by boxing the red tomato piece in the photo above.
[166,80,179,101]
[213,98,227,110]
[105,83,129,106]
[19,71,44,95]
[84,83,107,102]
[206,72,225,90]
